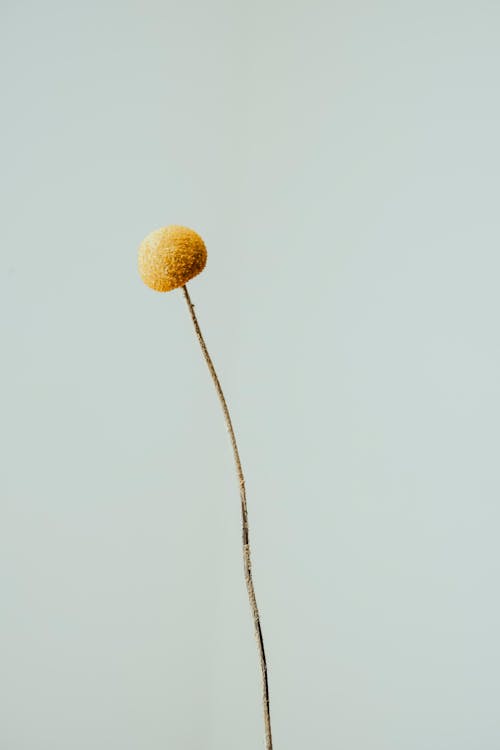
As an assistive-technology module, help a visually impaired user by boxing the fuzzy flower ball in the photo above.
[138,225,207,292]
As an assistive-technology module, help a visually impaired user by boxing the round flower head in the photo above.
[138,225,207,292]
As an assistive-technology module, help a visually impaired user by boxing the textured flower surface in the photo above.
[138,225,207,292]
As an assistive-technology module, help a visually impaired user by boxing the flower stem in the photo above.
[182,284,273,750]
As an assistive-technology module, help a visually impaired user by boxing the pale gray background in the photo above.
[1,1,499,748]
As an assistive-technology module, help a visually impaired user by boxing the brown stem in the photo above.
[182,284,273,750]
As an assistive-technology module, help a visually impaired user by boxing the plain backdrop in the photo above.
[1,1,500,748]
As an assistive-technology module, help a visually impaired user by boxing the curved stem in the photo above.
[182,284,273,750]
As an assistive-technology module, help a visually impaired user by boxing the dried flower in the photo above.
[138,225,207,292]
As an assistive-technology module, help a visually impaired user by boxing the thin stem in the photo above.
[182,284,273,750]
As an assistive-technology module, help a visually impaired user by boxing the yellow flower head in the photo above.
[138,225,207,292]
